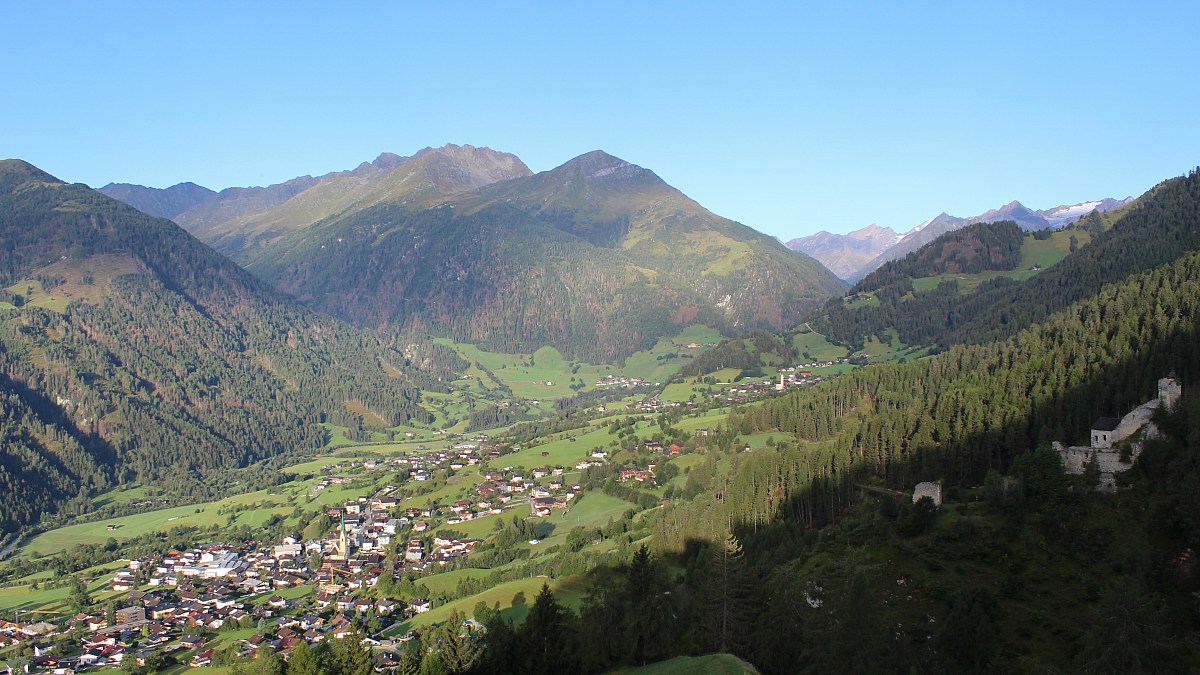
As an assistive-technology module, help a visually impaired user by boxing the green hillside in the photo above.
[0,160,450,534]
[245,150,845,362]
[811,170,1200,350]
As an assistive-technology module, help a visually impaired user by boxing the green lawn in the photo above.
[4,279,69,313]
[390,574,591,632]
[530,493,640,551]
[435,510,509,539]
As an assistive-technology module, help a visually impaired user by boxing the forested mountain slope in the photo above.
[244,150,845,362]
[628,241,1200,673]
[811,169,1200,349]
[0,160,450,534]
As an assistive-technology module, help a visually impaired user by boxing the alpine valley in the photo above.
[0,149,1198,675]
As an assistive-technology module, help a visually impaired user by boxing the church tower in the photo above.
[335,512,350,560]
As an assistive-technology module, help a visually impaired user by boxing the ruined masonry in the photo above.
[1057,378,1181,491]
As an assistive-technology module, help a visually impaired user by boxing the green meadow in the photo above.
[391,574,591,631]
[911,229,1089,294]
[21,480,324,557]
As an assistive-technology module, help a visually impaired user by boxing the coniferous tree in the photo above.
[701,532,752,655]
[286,641,320,675]
[324,630,373,675]
[520,584,574,674]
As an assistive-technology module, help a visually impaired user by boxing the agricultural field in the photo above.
[851,329,930,365]
[392,574,592,631]
[0,561,123,615]
[791,329,850,361]
[4,278,69,313]
[490,424,622,471]
[415,568,492,596]
[20,480,323,557]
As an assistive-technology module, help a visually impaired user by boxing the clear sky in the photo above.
[4,2,1197,240]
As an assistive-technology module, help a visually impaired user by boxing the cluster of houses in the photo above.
[466,466,581,519]
[401,535,479,571]
[22,471,506,670]
[0,578,424,672]
[392,435,507,483]
[633,398,689,412]
[594,375,653,389]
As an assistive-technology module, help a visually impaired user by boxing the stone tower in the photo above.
[1159,378,1181,411]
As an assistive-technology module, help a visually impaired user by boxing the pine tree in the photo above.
[521,584,573,674]
[286,641,319,675]
[324,630,373,675]
[702,531,751,655]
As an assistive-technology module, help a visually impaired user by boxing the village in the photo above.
[0,358,842,673]
[0,424,667,673]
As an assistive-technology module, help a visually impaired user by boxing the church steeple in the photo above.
[336,512,350,559]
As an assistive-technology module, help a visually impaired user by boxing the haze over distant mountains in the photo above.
[101,145,845,362]
[787,197,1131,280]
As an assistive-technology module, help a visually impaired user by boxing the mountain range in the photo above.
[787,197,1131,281]
[102,146,846,362]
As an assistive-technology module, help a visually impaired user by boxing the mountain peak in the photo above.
[371,152,408,169]
[555,150,654,181]
[0,159,63,188]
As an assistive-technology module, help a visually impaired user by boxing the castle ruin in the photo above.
[1057,378,1180,491]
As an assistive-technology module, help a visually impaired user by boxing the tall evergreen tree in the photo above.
[286,641,320,675]
[520,584,574,674]
[702,531,752,655]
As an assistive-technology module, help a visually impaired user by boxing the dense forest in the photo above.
[0,161,452,533]
[854,220,1025,291]
[812,169,1200,350]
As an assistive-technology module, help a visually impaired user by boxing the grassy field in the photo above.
[792,330,850,361]
[911,229,1089,294]
[391,574,592,631]
[530,493,639,551]
[21,479,323,557]
[416,568,493,595]
[490,423,620,470]
[0,562,124,614]
[854,329,930,364]
[435,510,511,539]
[843,293,880,309]
[402,471,488,511]
[4,278,69,313]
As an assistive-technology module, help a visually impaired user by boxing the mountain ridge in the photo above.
[227,149,846,361]
[790,196,1131,280]
[0,160,447,533]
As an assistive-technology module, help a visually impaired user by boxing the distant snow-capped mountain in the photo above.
[788,196,1130,281]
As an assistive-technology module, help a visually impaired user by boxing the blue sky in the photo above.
[4,2,1197,240]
